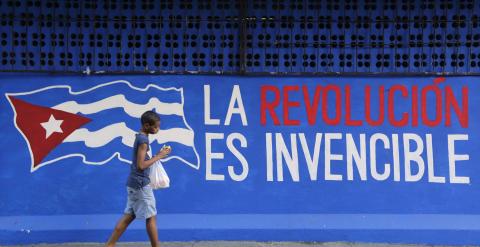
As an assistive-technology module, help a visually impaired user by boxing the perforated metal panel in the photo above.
[0,0,479,74]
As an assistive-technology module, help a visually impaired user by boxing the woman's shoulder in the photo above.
[135,133,149,144]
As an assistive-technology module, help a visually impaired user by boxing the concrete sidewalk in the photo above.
[7,242,478,247]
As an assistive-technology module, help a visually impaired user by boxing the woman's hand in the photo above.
[156,145,172,159]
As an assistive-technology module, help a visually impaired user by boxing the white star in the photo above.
[40,114,64,139]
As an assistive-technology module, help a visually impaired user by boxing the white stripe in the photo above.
[63,122,194,147]
[53,94,184,117]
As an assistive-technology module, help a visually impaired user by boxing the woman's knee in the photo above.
[146,215,156,224]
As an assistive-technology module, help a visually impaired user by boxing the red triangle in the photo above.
[8,96,91,168]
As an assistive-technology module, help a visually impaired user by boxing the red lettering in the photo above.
[283,85,300,125]
[365,85,385,126]
[388,85,409,127]
[260,85,281,125]
[303,85,322,125]
[411,86,419,127]
[445,86,469,128]
[421,85,442,127]
[322,85,341,125]
[345,85,362,126]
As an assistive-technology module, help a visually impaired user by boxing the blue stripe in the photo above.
[1,214,480,231]
[76,107,187,132]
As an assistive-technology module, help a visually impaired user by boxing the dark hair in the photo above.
[141,110,160,125]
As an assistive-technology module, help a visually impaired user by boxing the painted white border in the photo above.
[5,80,200,172]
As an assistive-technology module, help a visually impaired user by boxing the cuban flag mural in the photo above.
[5,80,200,172]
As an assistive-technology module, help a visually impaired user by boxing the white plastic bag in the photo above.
[149,160,170,189]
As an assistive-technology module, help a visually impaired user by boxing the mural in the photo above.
[0,74,477,245]
[5,81,199,172]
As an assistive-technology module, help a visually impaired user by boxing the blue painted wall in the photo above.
[0,74,478,245]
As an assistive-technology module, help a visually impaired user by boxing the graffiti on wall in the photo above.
[0,74,477,245]
[6,81,200,172]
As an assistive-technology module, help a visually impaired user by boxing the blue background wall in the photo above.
[1,0,480,245]
[0,74,479,245]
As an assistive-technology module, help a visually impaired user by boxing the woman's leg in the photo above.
[146,215,160,247]
[105,213,135,247]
